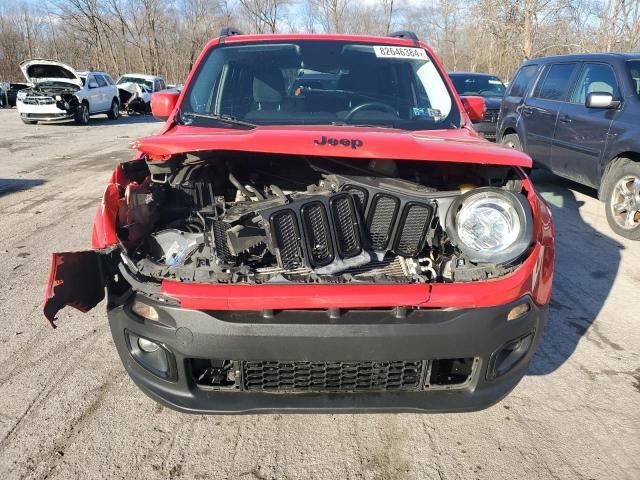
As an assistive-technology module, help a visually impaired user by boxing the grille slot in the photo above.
[343,185,368,215]
[270,210,303,269]
[395,203,433,257]
[367,194,400,251]
[242,360,425,392]
[330,194,362,258]
[301,202,334,267]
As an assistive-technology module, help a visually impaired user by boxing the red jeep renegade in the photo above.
[44,30,554,413]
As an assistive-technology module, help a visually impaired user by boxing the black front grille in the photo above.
[395,203,432,257]
[367,194,400,250]
[301,202,333,266]
[343,185,368,215]
[242,360,425,392]
[271,210,303,269]
[482,109,499,123]
[330,194,362,258]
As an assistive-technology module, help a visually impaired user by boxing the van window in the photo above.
[533,63,577,101]
[571,63,619,104]
[507,65,538,97]
[626,60,640,98]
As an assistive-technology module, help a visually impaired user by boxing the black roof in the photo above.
[448,72,500,77]
[521,52,640,65]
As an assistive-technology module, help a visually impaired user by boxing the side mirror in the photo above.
[88,81,99,89]
[151,91,180,121]
[586,92,620,109]
[460,96,486,123]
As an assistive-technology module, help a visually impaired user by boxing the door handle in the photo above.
[522,107,533,117]
[559,114,572,123]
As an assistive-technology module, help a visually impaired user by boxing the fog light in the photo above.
[131,300,159,321]
[126,330,175,380]
[138,337,160,353]
[488,332,535,380]
[507,302,530,321]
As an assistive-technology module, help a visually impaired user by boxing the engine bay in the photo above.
[20,82,80,113]
[116,152,529,285]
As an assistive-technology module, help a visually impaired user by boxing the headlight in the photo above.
[446,187,533,264]
[17,90,27,100]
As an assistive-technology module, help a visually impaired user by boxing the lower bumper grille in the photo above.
[242,360,425,392]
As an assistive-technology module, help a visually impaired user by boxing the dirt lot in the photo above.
[0,107,638,480]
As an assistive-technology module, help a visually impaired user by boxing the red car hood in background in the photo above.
[133,125,532,168]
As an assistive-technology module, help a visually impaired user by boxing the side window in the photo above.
[533,63,578,101]
[507,64,538,97]
[154,79,162,92]
[95,75,107,87]
[570,63,619,104]
[103,74,115,86]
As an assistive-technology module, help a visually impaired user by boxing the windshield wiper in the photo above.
[178,110,256,129]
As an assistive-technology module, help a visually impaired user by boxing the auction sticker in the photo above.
[374,46,428,60]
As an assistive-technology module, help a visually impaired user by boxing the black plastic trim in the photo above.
[106,295,547,413]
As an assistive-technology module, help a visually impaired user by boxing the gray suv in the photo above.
[498,53,640,240]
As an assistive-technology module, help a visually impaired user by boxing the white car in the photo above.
[16,59,120,125]
[116,73,166,114]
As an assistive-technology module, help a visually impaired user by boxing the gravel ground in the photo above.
[0,108,638,480]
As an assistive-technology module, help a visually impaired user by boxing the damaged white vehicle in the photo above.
[16,59,120,125]
[116,74,166,115]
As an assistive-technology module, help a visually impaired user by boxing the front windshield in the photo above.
[117,76,153,90]
[180,41,460,130]
[450,74,506,98]
[627,61,640,98]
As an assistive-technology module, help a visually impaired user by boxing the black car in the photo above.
[0,82,29,107]
[448,72,507,140]
[498,53,640,240]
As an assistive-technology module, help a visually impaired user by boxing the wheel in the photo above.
[501,133,522,151]
[107,98,120,120]
[75,102,90,125]
[602,158,640,240]
[21,118,37,125]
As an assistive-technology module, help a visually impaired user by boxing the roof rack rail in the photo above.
[387,31,419,42]
[220,27,244,37]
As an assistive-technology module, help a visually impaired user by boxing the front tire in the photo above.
[602,158,640,240]
[501,133,522,151]
[75,102,90,125]
[107,98,120,120]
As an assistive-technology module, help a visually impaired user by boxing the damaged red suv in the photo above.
[44,30,554,413]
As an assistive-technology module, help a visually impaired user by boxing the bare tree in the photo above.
[238,0,285,33]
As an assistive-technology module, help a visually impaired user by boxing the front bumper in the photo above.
[17,101,74,121]
[107,295,546,414]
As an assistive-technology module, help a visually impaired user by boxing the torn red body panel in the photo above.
[43,251,105,327]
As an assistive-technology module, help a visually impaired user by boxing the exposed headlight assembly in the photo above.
[446,187,533,264]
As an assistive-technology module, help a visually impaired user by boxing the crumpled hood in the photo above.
[19,59,82,87]
[117,82,151,102]
[133,125,532,168]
